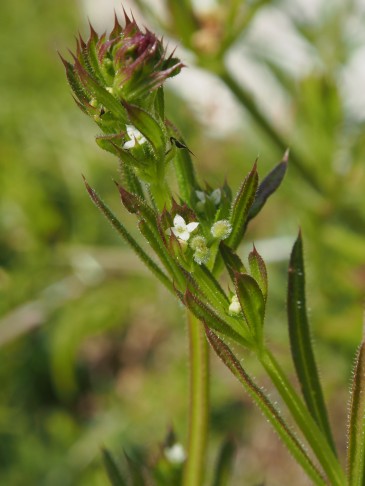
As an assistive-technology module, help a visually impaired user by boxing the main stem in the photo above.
[183,311,210,486]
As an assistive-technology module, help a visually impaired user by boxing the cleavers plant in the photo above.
[62,10,365,486]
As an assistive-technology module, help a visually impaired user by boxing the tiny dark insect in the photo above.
[169,136,195,156]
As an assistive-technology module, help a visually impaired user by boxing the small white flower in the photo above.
[169,215,199,241]
[123,124,147,149]
[228,294,241,316]
[211,220,232,240]
[164,443,186,464]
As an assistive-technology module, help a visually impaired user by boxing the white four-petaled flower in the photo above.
[123,124,147,149]
[169,214,199,241]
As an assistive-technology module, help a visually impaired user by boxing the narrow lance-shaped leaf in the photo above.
[346,328,365,485]
[102,448,127,486]
[138,220,182,287]
[212,437,236,486]
[205,327,326,486]
[124,453,145,486]
[248,245,268,302]
[248,149,288,221]
[227,162,258,250]
[83,178,173,293]
[184,290,252,348]
[116,183,156,223]
[234,272,265,346]
[119,161,145,200]
[167,120,197,204]
[288,231,336,452]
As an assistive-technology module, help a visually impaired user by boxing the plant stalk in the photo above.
[260,349,346,486]
[183,311,210,486]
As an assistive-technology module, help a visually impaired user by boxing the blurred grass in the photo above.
[0,0,364,484]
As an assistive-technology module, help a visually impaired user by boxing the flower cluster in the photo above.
[62,12,183,113]
[166,213,232,267]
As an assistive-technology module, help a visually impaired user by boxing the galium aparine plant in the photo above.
[63,10,365,486]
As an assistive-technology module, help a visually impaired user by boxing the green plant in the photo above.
[62,9,365,486]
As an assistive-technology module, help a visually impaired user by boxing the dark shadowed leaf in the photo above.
[212,437,236,486]
[102,448,127,486]
[248,150,288,221]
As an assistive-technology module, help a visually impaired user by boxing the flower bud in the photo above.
[228,294,241,316]
[190,236,210,265]
[62,13,183,117]
[211,220,232,240]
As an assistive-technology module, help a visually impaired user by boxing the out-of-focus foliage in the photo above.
[1,0,364,485]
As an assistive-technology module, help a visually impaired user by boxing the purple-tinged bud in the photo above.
[62,11,183,120]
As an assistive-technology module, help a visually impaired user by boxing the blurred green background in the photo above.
[1,0,364,484]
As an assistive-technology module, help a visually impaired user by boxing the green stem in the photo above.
[183,311,210,486]
[149,179,171,212]
[260,349,346,486]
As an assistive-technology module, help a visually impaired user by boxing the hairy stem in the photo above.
[183,311,210,486]
[260,349,346,486]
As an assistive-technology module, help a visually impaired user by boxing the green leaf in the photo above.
[248,150,288,221]
[184,290,252,348]
[248,246,268,302]
[116,183,156,223]
[102,448,127,486]
[212,438,236,486]
[138,220,181,285]
[85,25,106,85]
[227,162,258,250]
[166,120,197,204]
[120,162,145,200]
[123,102,166,158]
[155,86,165,119]
[191,263,229,313]
[74,57,127,121]
[219,242,247,281]
[287,231,336,452]
[234,272,265,345]
[59,53,90,105]
[346,333,365,485]
[83,178,173,293]
[204,327,326,486]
